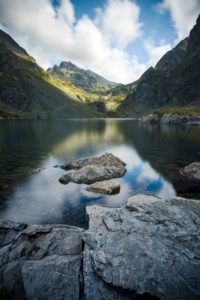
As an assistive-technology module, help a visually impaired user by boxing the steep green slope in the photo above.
[0,30,105,118]
[47,61,119,94]
[118,14,200,117]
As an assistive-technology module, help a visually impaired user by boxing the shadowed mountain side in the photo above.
[0,30,109,118]
[117,14,200,117]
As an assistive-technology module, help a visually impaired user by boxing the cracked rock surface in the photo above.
[0,194,200,300]
[83,194,200,300]
[0,222,83,300]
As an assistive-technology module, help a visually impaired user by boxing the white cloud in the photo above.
[144,38,171,66]
[97,0,142,48]
[156,0,200,42]
[0,0,146,84]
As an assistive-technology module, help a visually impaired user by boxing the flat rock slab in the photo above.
[0,222,83,300]
[85,180,120,195]
[59,153,126,185]
[61,152,126,170]
[83,194,200,300]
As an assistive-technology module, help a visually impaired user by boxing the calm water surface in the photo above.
[0,119,200,228]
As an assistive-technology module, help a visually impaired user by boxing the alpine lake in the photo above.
[0,119,200,228]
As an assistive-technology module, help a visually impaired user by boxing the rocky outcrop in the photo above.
[140,114,160,123]
[0,194,200,300]
[85,180,120,195]
[140,113,200,125]
[0,221,83,300]
[83,194,200,300]
[59,153,126,185]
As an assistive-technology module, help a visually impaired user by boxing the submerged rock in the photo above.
[83,194,200,300]
[85,180,120,195]
[59,153,126,185]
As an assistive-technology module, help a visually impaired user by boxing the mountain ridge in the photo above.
[47,61,119,94]
[117,14,200,117]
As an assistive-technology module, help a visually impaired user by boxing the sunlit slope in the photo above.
[0,30,107,118]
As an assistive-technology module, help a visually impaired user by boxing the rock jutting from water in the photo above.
[0,194,200,299]
[173,162,200,196]
[59,153,126,187]
[180,162,200,181]
[85,180,120,195]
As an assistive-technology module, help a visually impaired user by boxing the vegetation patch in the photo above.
[0,285,14,300]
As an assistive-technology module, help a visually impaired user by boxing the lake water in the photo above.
[0,119,200,228]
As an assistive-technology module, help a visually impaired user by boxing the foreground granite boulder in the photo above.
[59,153,126,185]
[83,194,200,300]
[85,180,120,195]
[0,222,83,300]
[0,194,200,300]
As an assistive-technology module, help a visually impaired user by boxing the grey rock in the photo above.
[60,165,126,185]
[180,162,200,181]
[22,254,81,300]
[140,113,200,125]
[61,153,126,171]
[160,114,200,125]
[86,180,120,195]
[140,114,160,123]
[83,194,200,300]
[0,222,83,300]
[60,153,126,185]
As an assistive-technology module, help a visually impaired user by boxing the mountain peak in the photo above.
[186,14,200,57]
[0,29,34,62]
[48,60,119,94]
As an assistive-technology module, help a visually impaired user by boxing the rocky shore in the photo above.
[140,113,200,125]
[0,194,200,300]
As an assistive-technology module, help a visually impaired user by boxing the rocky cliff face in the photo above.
[119,14,200,117]
[0,194,200,300]
[0,30,104,119]
[47,61,118,94]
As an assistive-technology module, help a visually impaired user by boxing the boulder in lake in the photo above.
[180,162,200,181]
[59,153,126,185]
[85,180,120,195]
[59,164,126,185]
[61,152,126,170]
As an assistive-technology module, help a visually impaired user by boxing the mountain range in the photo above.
[0,14,199,119]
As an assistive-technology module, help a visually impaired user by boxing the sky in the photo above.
[0,0,200,84]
